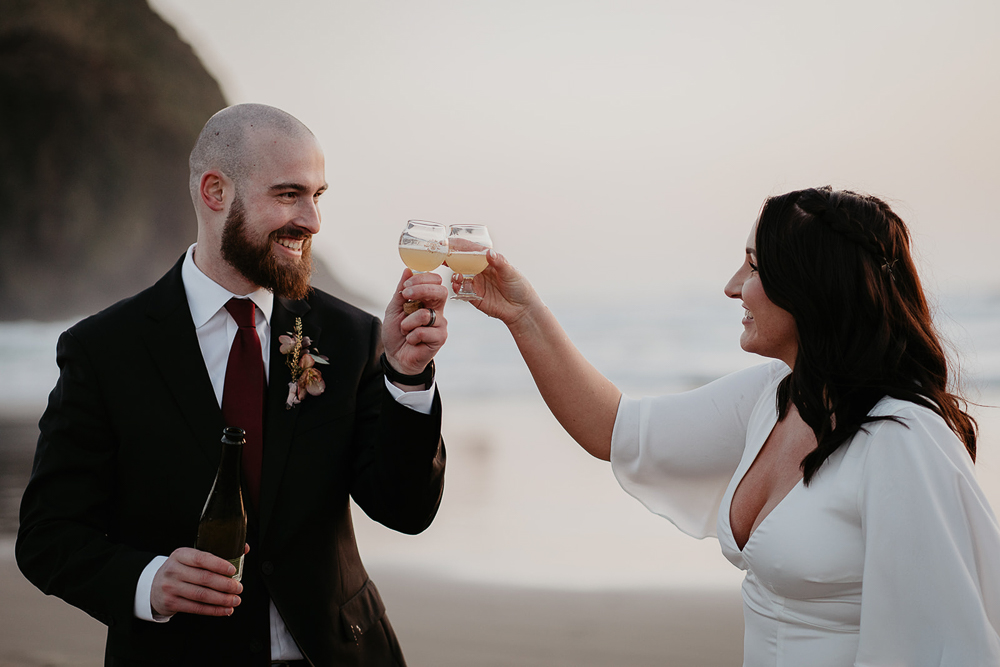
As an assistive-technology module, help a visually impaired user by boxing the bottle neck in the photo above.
[218,442,243,480]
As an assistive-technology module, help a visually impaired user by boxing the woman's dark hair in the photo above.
[755,186,977,483]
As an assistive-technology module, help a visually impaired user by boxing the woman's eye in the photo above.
[748,261,758,273]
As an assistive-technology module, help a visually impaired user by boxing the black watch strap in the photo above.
[380,352,435,387]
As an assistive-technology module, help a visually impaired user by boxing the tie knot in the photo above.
[224,298,256,328]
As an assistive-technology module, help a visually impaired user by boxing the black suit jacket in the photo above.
[16,256,446,666]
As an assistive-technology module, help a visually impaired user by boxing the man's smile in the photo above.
[275,235,308,256]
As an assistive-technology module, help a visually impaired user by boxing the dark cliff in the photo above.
[0,0,371,321]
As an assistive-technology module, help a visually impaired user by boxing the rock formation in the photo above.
[0,0,370,322]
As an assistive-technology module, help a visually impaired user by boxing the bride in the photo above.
[457,186,1000,666]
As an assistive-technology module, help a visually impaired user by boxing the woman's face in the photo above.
[724,222,799,367]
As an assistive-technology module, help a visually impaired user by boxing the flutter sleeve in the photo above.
[855,404,1000,665]
[610,361,786,538]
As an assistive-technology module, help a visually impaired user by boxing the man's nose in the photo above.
[296,200,321,234]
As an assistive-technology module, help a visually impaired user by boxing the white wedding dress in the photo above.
[611,361,1000,666]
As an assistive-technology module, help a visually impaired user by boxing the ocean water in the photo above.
[3,290,999,413]
[432,290,1000,400]
[3,292,999,589]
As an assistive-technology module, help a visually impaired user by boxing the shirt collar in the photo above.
[181,243,274,328]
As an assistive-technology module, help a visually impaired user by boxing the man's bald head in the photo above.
[188,103,314,202]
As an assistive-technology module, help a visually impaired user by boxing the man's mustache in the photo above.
[271,227,312,243]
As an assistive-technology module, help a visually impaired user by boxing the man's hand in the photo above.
[383,269,449,383]
[150,546,247,618]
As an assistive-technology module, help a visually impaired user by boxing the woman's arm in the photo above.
[456,251,621,461]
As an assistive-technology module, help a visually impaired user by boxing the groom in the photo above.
[16,104,448,666]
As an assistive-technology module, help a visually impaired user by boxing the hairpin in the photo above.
[881,258,898,281]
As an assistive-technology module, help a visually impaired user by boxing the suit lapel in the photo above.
[141,257,225,467]
[259,295,314,539]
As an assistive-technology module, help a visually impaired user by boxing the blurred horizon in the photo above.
[147,0,1000,308]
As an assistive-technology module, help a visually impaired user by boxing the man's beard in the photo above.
[220,195,314,300]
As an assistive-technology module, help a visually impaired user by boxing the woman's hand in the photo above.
[451,250,539,327]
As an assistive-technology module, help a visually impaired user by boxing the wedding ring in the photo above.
[427,308,437,327]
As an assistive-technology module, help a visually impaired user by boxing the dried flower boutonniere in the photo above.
[279,317,329,409]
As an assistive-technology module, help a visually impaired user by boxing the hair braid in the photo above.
[798,187,887,258]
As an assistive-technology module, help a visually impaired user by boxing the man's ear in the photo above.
[199,171,229,212]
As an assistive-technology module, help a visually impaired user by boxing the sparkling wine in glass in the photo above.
[398,220,448,313]
[398,220,448,273]
[447,224,492,301]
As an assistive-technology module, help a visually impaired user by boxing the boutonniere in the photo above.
[279,317,329,409]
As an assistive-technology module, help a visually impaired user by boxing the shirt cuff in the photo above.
[384,377,435,415]
[135,555,172,622]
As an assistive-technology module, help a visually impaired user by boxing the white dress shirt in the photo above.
[134,244,435,659]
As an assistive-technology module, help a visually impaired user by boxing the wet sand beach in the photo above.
[0,534,744,667]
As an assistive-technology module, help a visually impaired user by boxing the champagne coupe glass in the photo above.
[398,220,448,274]
[447,224,492,301]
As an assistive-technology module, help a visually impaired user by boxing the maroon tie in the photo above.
[222,298,265,509]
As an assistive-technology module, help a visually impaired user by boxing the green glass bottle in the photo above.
[195,427,247,581]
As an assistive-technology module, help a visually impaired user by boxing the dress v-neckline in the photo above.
[733,477,803,553]
[728,410,805,553]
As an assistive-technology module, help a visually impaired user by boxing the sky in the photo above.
[148,0,1000,307]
